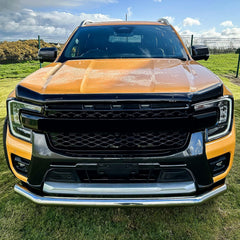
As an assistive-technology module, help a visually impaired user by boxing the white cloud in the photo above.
[127,7,132,18]
[220,20,233,27]
[0,9,122,42]
[162,16,175,24]
[183,17,200,26]
[201,28,221,38]
[0,0,117,11]
[222,27,240,37]
[154,0,162,2]
[180,27,240,39]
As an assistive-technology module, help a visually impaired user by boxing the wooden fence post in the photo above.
[38,35,41,68]
[236,52,240,78]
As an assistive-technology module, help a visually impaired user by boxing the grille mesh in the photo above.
[48,130,189,151]
[46,110,190,120]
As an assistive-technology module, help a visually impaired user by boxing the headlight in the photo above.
[7,100,42,142]
[194,96,233,141]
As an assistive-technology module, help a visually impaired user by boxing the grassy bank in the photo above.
[0,55,240,240]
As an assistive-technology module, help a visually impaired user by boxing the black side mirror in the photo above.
[191,45,209,61]
[38,47,57,63]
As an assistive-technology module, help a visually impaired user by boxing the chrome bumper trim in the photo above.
[14,184,226,207]
[43,181,196,195]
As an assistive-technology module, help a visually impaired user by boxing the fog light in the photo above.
[209,153,230,177]
[12,155,30,177]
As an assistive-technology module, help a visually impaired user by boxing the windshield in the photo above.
[59,25,188,62]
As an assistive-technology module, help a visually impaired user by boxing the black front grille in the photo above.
[46,109,190,120]
[45,102,191,156]
[48,130,189,151]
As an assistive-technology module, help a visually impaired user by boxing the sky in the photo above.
[0,0,239,43]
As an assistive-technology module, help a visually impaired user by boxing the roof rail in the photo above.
[80,20,94,27]
[157,18,170,25]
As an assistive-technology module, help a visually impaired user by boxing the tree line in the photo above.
[0,40,62,63]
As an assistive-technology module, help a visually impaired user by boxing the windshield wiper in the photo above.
[179,57,188,61]
[174,57,188,61]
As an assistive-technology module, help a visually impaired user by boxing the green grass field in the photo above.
[0,55,240,240]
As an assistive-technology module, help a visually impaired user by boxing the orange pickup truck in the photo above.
[3,19,235,206]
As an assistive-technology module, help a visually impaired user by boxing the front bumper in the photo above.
[14,183,226,207]
[7,129,234,206]
[13,131,227,206]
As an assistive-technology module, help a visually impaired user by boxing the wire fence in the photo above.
[181,35,240,54]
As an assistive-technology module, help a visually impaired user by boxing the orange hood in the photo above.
[19,59,221,94]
